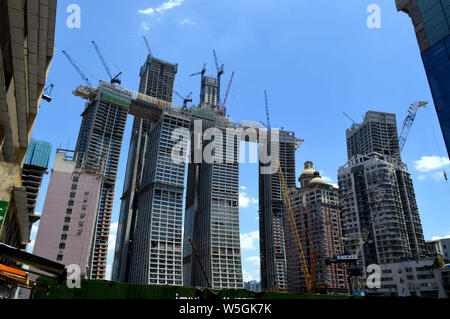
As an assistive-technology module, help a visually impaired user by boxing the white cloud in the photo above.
[414,156,450,172]
[110,222,118,234]
[139,0,184,15]
[26,240,35,253]
[139,8,155,15]
[179,17,195,25]
[432,234,450,241]
[246,256,260,266]
[105,264,112,281]
[141,22,150,31]
[239,192,258,208]
[31,224,38,235]
[108,222,118,254]
[240,231,259,249]
[240,186,247,190]
[242,270,253,282]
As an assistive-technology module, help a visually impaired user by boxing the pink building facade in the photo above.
[33,150,102,278]
[285,161,348,293]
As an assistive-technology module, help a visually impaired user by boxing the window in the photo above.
[61,234,67,240]
[70,192,76,198]
[57,255,63,261]
[66,208,72,215]
[68,200,74,206]
[59,243,66,249]
[65,217,71,223]
[63,225,69,231]
[71,184,77,190]
[73,176,79,182]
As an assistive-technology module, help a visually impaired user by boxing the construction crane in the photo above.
[190,63,206,77]
[174,90,192,109]
[220,71,234,115]
[143,35,152,56]
[62,50,93,87]
[264,90,271,130]
[398,101,428,152]
[42,84,54,103]
[213,49,224,78]
[187,237,211,288]
[91,41,122,85]
[277,160,315,293]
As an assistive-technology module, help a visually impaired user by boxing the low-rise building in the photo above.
[367,259,447,298]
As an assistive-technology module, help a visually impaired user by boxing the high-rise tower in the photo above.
[183,69,243,289]
[338,111,425,278]
[259,130,302,290]
[112,55,183,284]
[74,86,128,279]
[396,0,450,158]
[285,162,348,293]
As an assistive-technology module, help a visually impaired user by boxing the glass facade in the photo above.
[422,35,450,157]
[399,0,450,157]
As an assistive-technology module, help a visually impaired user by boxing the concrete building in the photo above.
[338,152,426,276]
[0,1,56,298]
[259,131,303,290]
[183,72,243,289]
[367,259,447,298]
[112,55,178,283]
[33,150,102,277]
[426,238,450,261]
[21,139,51,216]
[73,84,128,279]
[285,162,348,293]
[127,108,190,285]
[396,0,450,158]
[339,111,425,281]
[0,0,56,255]
[346,111,401,160]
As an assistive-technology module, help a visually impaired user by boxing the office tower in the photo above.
[396,0,450,157]
[112,55,178,282]
[200,76,220,106]
[33,150,103,277]
[183,69,243,289]
[74,86,128,279]
[346,111,401,160]
[21,139,52,216]
[0,0,56,259]
[338,111,425,276]
[128,108,190,285]
[259,130,302,290]
[285,162,348,293]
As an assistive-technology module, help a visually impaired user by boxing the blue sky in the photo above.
[28,0,450,283]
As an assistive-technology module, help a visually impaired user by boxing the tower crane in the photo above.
[174,91,192,110]
[220,71,234,114]
[264,90,271,130]
[398,101,428,152]
[143,35,152,56]
[213,49,224,78]
[62,50,93,87]
[190,63,206,77]
[91,41,122,85]
[277,160,315,293]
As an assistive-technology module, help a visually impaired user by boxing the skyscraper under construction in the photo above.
[112,55,182,284]
[74,87,128,279]
[338,111,425,278]
[183,71,243,289]
[259,130,303,290]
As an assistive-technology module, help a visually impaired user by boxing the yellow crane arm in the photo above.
[277,161,313,292]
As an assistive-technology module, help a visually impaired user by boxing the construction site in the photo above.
[1,1,450,301]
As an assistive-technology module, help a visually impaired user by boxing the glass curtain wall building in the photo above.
[396,0,450,157]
